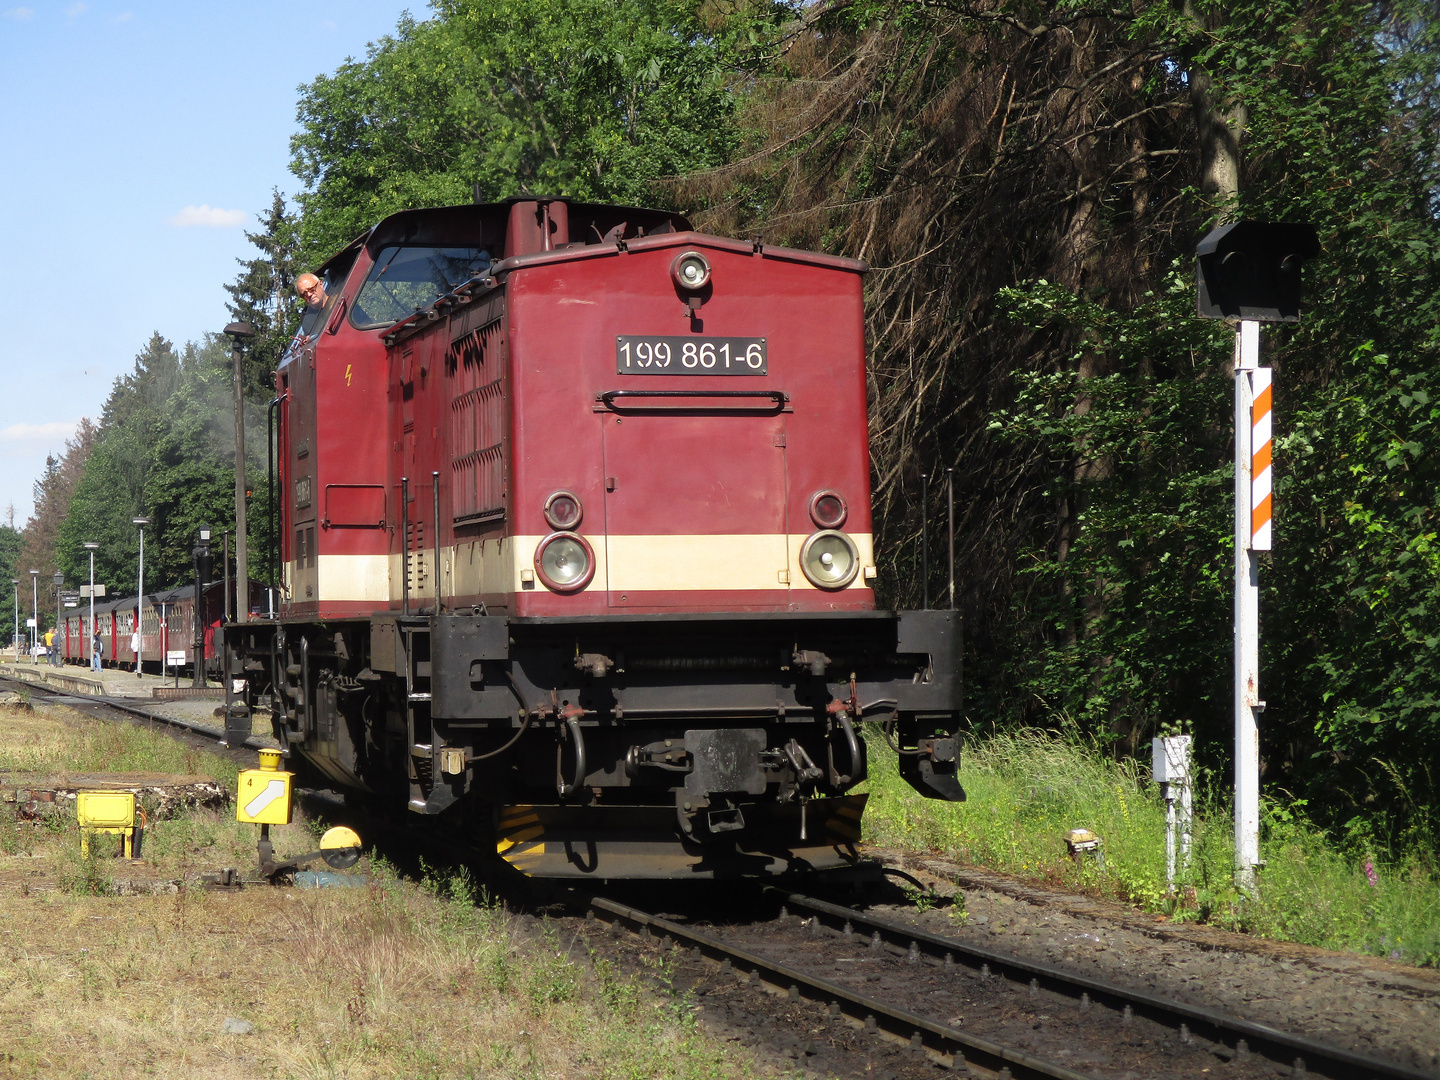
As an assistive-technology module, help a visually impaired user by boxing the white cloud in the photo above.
[64,2,86,19]
[3,7,35,19]
[111,10,132,22]
[0,419,82,445]
[168,204,247,228]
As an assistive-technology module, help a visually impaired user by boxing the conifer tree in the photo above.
[224,189,302,396]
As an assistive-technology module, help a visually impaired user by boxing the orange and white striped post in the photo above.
[1250,367,1273,551]
[1233,320,1267,890]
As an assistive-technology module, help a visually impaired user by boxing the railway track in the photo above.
[768,887,1431,1080]
[584,888,1433,1080]
[0,670,266,752]
[588,892,1092,1079]
[7,671,1431,1078]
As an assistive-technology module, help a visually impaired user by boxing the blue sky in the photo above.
[0,0,415,525]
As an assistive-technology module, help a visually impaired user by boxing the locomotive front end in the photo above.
[236,198,963,880]
[397,208,965,877]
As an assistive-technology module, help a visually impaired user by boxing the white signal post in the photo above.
[1197,220,1317,896]
[1233,320,1267,892]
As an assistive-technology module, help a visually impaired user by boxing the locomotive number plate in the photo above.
[616,336,767,375]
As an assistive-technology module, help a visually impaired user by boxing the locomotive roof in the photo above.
[317,197,694,281]
[378,225,869,347]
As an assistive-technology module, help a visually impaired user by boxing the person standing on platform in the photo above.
[91,630,102,673]
[43,628,54,666]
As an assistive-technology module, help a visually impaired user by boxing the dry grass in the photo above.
[0,873,753,1079]
[0,704,770,1079]
[0,707,81,773]
[0,702,237,787]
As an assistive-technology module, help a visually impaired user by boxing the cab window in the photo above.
[351,245,493,330]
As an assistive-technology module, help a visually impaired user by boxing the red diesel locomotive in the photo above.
[224,197,963,878]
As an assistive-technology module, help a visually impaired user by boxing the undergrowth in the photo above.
[858,725,1440,967]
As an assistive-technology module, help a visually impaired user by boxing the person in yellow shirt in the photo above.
[43,628,54,667]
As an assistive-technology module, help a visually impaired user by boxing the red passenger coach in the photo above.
[225,197,964,879]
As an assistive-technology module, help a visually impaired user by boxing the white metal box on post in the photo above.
[1152,735,1193,890]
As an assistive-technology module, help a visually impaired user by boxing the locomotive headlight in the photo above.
[800,530,860,589]
[808,490,848,529]
[671,251,712,291]
[535,532,595,592]
[544,490,583,531]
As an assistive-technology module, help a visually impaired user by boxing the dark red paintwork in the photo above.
[276,201,874,620]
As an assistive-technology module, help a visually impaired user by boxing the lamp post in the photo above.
[29,569,38,662]
[52,570,63,667]
[192,525,212,688]
[82,545,98,672]
[133,517,150,677]
[10,579,17,662]
[224,321,255,626]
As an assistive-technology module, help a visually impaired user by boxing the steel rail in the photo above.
[588,894,1094,1080]
[0,672,269,751]
[774,888,1432,1080]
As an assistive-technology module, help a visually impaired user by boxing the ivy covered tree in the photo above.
[684,0,1440,844]
[0,514,22,646]
[18,420,97,627]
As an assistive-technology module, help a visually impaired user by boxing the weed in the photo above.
[524,925,581,1009]
[0,803,23,855]
[56,847,114,897]
[591,951,643,1017]
[948,891,969,927]
[902,884,941,914]
[858,724,1440,966]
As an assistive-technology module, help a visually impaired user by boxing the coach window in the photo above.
[351,246,493,330]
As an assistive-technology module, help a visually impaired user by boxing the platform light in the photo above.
[535,532,594,593]
[799,530,860,590]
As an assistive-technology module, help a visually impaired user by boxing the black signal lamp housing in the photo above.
[1196,221,1319,323]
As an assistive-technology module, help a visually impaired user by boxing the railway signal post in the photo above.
[1196,220,1318,892]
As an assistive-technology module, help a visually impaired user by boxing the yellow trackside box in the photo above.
[76,791,135,829]
[236,748,294,825]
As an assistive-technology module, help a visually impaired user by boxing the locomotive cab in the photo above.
[228,197,964,879]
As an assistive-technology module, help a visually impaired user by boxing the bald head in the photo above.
[297,273,327,307]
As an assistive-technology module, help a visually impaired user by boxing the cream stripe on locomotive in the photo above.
[299,533,875,602]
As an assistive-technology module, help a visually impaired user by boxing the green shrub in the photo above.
[858,724,1440,966]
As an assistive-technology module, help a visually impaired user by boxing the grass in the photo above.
[0,863,762,1079]
[857,724,1440,967]
[0,703,240,788]
[0,704,775,1078]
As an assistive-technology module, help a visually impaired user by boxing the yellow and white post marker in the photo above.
[237,747,292,873]
[237,748,293,825]
[235,748,363,878]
